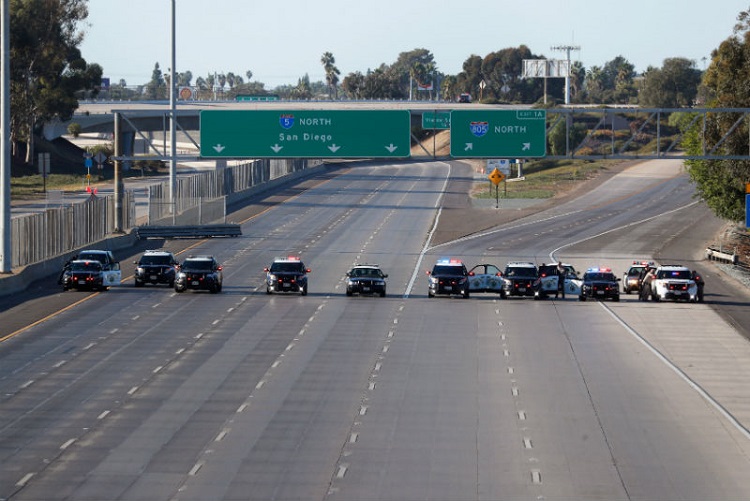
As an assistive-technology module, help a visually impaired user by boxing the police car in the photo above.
[345,264,388,297]
[579,267,620,302]
[427,258,470,298]
[264,256,310,295]
[501,261,537,298]
[651,264,699,302]
[534,263,581,299]
[622,260,653,294]
[468,263,506,297]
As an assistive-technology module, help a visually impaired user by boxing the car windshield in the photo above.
[505,266,536,277]
[351,268,381,278]
[140,255,172,265]
[183,260,213,271]
[658,269,691,280]
[432,265,466,276]
[70,261,102,272]
[270,262,304,273]
[627,267,644,277]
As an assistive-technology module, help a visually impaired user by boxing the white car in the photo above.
[534,262,581,299]
[651,265,699,302]
[468,264,506,298]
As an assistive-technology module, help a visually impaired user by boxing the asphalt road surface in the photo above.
[1,159,750,500]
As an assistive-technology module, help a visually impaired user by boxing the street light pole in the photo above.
[169,0,177,208]
[1,0,11,273]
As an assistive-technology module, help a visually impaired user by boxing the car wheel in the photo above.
[266,286,272,295]
[613,295,620,302]
[500,290,507,299]
[346,289,353,297]
[579,295,586,301]
[463,290,470,299]
[301,285,308,296]
[652,293,660,302]
[175,285,184,293]
[380,289,386,298]
[428,290,434,298]
[134,280,144,287]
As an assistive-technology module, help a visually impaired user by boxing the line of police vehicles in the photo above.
[59,250,704,303]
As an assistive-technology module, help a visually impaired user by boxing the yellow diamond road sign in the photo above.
[489,167,505,186]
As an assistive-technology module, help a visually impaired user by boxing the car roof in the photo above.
[79,250,111,255]
[352,264,381,269]
[505,262,536,267]
[143,250,173,255]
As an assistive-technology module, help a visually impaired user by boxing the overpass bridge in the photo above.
[45,101,750,161]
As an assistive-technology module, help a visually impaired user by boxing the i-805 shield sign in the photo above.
[200,110,411,158]
[450,109,546,158]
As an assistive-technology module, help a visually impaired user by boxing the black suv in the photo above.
[502,261,538,297]
[264,257,309,295]
[579,267,620,302]
[175,256,223,293]
[346,264,388,297]
[134,250,179,287]
[427,259,470,298]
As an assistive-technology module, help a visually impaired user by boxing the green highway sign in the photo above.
[422,111,451,130]
[200,110,411,158]
[450,109,547,158]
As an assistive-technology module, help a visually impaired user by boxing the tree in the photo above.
[684,8,750,221]
[341,71,366,99]
[639,58,702,108]
[145,62,165,99]
[320,52,340,99]
[9,0,99,164]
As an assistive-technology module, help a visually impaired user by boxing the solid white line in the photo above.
[600,302,750,441]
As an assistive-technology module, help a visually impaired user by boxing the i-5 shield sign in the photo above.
[450,109,546,158]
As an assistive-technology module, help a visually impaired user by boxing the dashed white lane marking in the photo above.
[531,469,542,484]
[127,386,139,395]
[255,381,265,390]
[349,433,358,443]
[153,366,164,374]
[20,380,34,389]
[359,406,368,416]
[188,462,204,476]
[215,429,229,442]
[97,410,110,420]
[53,360,66,368]
[16,473,35,487]
[512,387,519,397]
[83,342,96,350]
[236,403,248,413]
[175,348,186,355]
[507,367,514,374]
[523,437,533,449]
[336,465,348,479]
[518,411,527,421]
[60,438,77,450]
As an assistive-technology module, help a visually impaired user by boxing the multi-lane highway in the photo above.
[1,159,750,500]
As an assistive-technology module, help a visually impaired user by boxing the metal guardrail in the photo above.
[706,246,739,265]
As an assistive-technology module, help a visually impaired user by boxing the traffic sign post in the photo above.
[450,109,547,158]
[200,110,411,158]
[488,167,506,208]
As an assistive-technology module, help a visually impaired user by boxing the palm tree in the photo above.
[321,52,341,99]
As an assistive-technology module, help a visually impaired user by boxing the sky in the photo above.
[78,0,750,90]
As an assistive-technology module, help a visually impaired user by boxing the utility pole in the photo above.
[551,44,580,105]
[1,0,11,273]
[169,0,177,209]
